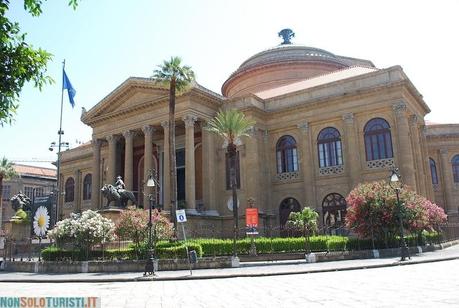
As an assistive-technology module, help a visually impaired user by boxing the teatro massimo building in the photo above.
[59,30,459,235]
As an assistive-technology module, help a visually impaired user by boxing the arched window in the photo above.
[276,136,298,173]
[429,158,439,185]
[322,193,347,234]
[452,155,459,183]
[317,127,343,168]
[64,177,75,202]
[83,174,92,200]
[364,118,393,161]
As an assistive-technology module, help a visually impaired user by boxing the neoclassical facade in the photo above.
[59,31,459,235]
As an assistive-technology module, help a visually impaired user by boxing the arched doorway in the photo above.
[322,193,347,235]
[279,197,301,230]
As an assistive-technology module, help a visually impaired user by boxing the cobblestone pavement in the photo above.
[1,259,458,307]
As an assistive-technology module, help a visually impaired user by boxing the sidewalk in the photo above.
[1,244,458,283]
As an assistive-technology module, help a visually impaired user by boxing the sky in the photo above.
[1,0,459,169]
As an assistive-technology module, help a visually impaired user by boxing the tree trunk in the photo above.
[228,143,238,257]
[169,78,178,234]
[0,176,3,231]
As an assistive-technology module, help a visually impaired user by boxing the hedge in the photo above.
[41,242,203,261]
[190,236,348,257]
[42,231,442,261]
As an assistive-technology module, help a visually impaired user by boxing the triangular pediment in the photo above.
[81,78,169,124]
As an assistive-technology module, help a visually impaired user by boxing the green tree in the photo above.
[152,56,195,232]
[0,157,18,231]
[0,0,78,125]
[287,207,319,253]
[206,109,255,257]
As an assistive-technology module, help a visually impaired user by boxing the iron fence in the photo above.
[1,223,458,261]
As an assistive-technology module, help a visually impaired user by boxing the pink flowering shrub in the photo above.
[345,181,447,240]
[115,207,174,247]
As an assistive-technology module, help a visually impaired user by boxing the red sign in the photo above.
[246,208,259,228]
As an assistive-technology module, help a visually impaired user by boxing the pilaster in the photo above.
[297,122,316,209]
[342,113,361,189]
[439,148,454,213]
[393,102,416,189]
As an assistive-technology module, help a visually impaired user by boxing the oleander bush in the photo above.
[345,181,447,243]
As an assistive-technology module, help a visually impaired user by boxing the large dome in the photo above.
[221,30,368,98]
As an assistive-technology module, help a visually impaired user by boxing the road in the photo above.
[0,259,458,307]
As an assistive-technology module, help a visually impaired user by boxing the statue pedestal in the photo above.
[7,221,31,241]
[97,208,124,225]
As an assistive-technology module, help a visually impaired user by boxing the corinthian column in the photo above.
[142,125,155,207]
[123,130,134,191]
[91,138,101,209]
[183,115,197,209]
[393,102,416,189]
[161,121,171,211]
[106,135,118,185]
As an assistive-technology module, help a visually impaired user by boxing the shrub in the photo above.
[41,242,203,261]
[48,210,115,251]
[345,181,447,241]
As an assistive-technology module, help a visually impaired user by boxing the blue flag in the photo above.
[63,69,76,108]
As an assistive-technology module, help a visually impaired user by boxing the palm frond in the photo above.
[206,109,256,144]
[0,157,18,179]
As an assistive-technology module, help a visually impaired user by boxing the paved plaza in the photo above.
[1,246,458,307]
[0,260,458,307]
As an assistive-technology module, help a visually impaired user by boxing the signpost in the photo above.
[175,209,193,275]
[245,207,259,256]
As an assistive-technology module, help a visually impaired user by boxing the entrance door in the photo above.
[176,149,186,203]
[322,193,347,235]
[279,197,301,236]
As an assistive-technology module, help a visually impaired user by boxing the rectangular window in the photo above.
[2,185,11,201]
[292,148,298,171]
[24,186,34,199]
[226,152,240,190]
[35,187,44,197]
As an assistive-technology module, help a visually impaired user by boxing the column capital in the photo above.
[440,148,449,155]
[392,102,407,116]
[122,130,135,139]
[183,115,198,128]
[297,122,309,133]
[106,135,120,143]
[409,115,419,126]
[92,138,102,148]
[247,126,258,137]
[161,121,169,129]
[342,112,354,124]
[142,125,155,135]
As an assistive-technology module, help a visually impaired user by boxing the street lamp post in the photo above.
[144,169,159,276]
[389,167,410,261]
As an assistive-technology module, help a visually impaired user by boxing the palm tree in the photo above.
[152,57,195,232]
[206,109,255,257]
[287,207,319,253]
[0,157,18,231]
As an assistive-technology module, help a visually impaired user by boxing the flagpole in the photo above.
[55,59,66,223]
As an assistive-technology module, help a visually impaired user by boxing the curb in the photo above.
[1,255,458,283]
